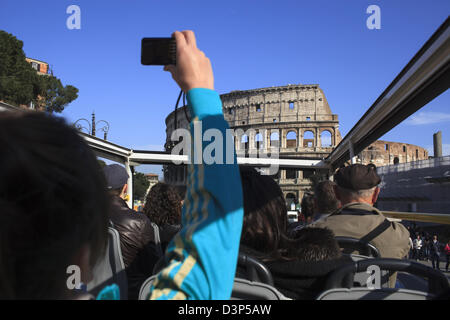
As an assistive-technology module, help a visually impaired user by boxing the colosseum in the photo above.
[164,84,428,205]
[356,140,428,166]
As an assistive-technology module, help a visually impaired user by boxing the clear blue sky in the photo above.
[1,0,449,175]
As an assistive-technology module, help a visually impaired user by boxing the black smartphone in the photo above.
[141,37,176,66]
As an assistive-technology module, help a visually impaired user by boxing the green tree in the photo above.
[0,30,78,112]
[38,74,78,113]
[133,172,150,201]
[0,31,41,106]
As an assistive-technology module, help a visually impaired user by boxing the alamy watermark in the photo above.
[366,5,381,30]
[66,5,81,30]
[366,265,382,289]
[169,120,280,175]
[66,264,82,290]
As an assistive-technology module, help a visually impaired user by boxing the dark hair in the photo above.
[143,182,182,226]
[239,167,289,261]
[174,185,187,201]
[314,180,340,214]
[289,227,341,262]
[0,112,109,299]
[301,194,315,219]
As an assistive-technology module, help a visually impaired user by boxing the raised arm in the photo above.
[149,31,243,300]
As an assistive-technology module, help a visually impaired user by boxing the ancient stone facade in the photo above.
[164,84,342,203]
[164,84,429,205]
[356,140,428,166]
[220,84,342,203]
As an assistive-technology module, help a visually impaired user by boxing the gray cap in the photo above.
[103,164,129,189]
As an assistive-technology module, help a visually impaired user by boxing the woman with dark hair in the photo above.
[301,193,316,225]
[143,182,182,252]
[238,167,351,299]
[239,167,289,260]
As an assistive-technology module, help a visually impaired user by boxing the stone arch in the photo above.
[286,130,297,148]
[255,132,263,149]
[285,192,297,208]
[320,130,332,147]
[393,157,399,165]
[241,134,249,151]
[270,131,280,147]
[303,130,315,147]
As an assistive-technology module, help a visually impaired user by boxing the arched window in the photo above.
[255,132,263,149]
[303,131,314,147]
[286,131,297,148]
[320,130,332,147]
[393,157,399,165]
[285,193,297,208]
[241,134,249,151]
[270,131,280,148]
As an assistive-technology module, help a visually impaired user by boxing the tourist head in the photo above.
[333,164,381,206]
[0,112,109,299]
[103,164,129,199]
[314,180,340,214]
[143,182,182,226]
[301,193,315,223]
[239,167,288,259]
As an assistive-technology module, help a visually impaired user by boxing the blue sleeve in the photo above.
[149,88,244,300]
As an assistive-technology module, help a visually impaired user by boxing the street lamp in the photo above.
[74,112,110,140]
[96,120,110,140]
[73,118,91,135]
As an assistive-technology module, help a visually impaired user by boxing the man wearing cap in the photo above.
[103,164,162,300]
[311,164,410,286]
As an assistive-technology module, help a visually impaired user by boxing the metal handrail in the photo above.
[381,211,450,225]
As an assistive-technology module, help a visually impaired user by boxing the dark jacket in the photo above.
[430,240,441,256]
[109,196,162,300]
[159,223,182,253]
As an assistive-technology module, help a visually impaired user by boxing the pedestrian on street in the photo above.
[444,240,450,272]
[430,235,441,270]
[413,235,422,261]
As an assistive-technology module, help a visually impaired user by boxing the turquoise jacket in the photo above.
[148,88,244,300]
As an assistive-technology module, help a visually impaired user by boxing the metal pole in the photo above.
[349,141,356,165]
[92,112,96,137]
[125,160,133,209]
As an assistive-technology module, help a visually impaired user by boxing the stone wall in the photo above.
[219,84,342,202]
[164,84,342,202]
[356,140,429,166]
[164,84,429,205]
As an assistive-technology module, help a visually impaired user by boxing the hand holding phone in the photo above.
[141,38,176,66]
[163,31,214,93]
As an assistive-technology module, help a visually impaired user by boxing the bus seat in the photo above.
[149,222,163,257]
[87,226,128,299]
[318,258,449,300]
[236,253,274,286]
[335,236,380,257]
[316,287,434,300]
[344,253,390,288]
[139,274,157,300]
[231,278,291,300]
[137,276,291,300]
